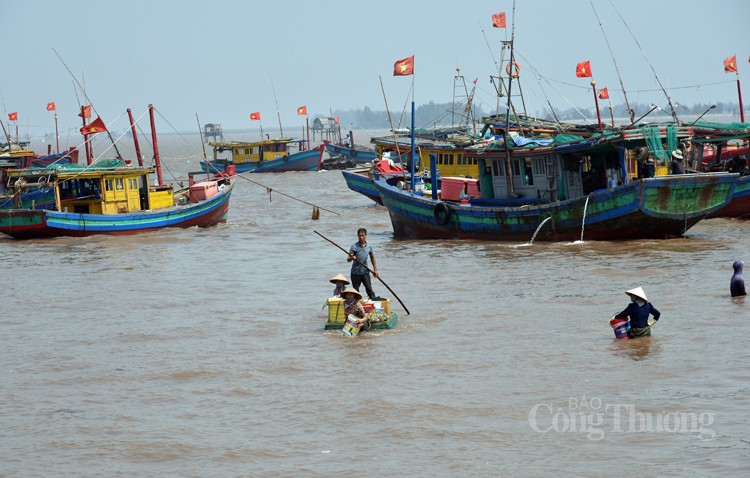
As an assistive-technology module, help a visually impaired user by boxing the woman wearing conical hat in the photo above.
[330,273,350,297]
[613,287,661,338]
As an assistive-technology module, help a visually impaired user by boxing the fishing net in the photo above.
[641,125,678,166]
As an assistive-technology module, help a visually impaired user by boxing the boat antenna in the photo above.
[52,48,123,159]
[607,0,678,123]
[591,2,634,123]
[270,76,284,137]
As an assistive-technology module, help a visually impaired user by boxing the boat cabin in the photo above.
[5,160,175,213]
[209,139,297,166]
[371,136,481,178]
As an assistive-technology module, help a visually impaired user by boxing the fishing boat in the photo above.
[0,105,235,239]
[324,297,398,331]
[323,139,377,164]
[202,138,324,173]
[341,154,413,205]
[373,124,738,242]
[0,160,233,239]
[1,146,80,207]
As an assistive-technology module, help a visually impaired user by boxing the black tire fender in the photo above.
[433,201,453,225]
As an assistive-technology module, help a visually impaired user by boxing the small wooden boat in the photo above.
[202,139,325,173]
[324,297,398,332]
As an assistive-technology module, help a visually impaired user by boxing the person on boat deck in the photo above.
[731,260,746,297]
[341,286,369,329]
[348,227,381,300]
[636,147,654,179]
[330,273,350,297]
[670,150,686,175]
[614,287,661,338]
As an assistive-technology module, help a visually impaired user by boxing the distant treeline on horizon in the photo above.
[325,100,742,130]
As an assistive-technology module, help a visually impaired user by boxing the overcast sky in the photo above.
[3,0,748,137]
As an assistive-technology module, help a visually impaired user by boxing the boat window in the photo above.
[523,158,534,186]
[116,178,124,190]
[512,159,521,176]
[447,154,454,165]
[533,157,547,175]
[105,179,114,191]
[438,153,443,164]
[244,148,250,155]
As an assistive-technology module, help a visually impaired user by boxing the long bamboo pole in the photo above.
[314,230,410,315]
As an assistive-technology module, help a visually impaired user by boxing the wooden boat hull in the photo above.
[201,146,323,173]
[324,142,377,163]
[0,183,233,239]
[374,173,737,241]
[342,168,382,204]
[706,175,750,219]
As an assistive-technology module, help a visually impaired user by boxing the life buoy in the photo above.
[506,61,520,78]
[433,201,453,225]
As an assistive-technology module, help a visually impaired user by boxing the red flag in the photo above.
[80,116,108,135]
[598,87,609,100]
[393,55,415,76]
[492,12,506,28]
[575,61,592,78]
[250,112,261,121]
[724,55,737,73]
[47,102,56,111]
[8,112,18,121]
[335,116,340,124]
[297,106,307,115]
[78,105,92,118]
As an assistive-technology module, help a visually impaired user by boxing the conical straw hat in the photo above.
[625,287,648,302]
[341,286,362,300]
[329,273,350,285]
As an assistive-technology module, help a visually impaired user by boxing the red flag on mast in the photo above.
[492,12,506,28]
[393,55,415,76]
[78,105,92,118]
[80,116,108,135]
[250,112,261,121]
[297,106,307,115]
[8,112,18,121]
[47,102,56,111]
[575,61,592,78]
[724,55,737,73]
[598,87,609,100]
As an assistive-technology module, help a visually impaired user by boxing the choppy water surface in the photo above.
[2,134,748,477]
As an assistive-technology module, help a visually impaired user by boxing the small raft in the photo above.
[324,297,398,331]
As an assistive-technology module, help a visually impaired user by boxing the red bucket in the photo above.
[609,317,630,339]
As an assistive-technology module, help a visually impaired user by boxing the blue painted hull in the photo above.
[0,183,234,239]
[374,173,737,242]
[201,147,322,173]
[324,142,377,163]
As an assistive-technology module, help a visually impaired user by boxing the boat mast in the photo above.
[608,0,678,123]
[591,2,634,123]
[503,0,517,196]
[127,108,144,166]
[270,76,284,139]
[148,104,164,186]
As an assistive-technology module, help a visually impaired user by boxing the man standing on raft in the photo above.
[614,287,661,338]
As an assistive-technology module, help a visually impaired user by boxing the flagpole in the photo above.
[736,72,745,122]
[53,112,59,153]
[410,75,416,192]
[81,105,92,165]
[592,80,603,131]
